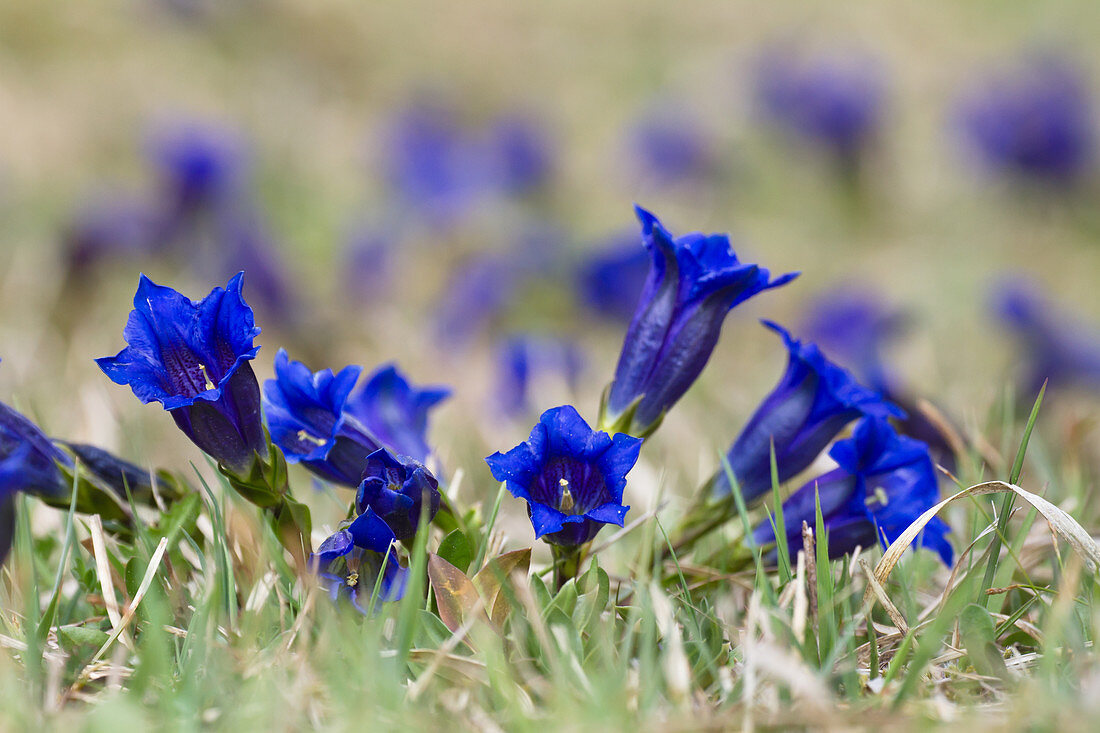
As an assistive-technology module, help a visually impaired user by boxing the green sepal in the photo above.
[45,458,131,522]
[596,384,662,439]
[217,433,290,509]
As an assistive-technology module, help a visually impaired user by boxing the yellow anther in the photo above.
[346,572,359,587]
[296,430,328,447]
[865,486,889,508]
[198,363,215,391]
[559,479,575,513]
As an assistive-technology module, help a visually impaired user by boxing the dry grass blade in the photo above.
[89,537,169,667]
[860,559,909,636]
[87,515,127,641]
[868,481,1100,607]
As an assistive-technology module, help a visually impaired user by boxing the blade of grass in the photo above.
[394,499,433,673]
[769,441,792,584]
[980,381,1045,607]
[814,487,835,662]
[36,463,82,641]
[471,481,506,573]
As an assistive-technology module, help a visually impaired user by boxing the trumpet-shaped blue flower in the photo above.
[355,448,440,543]
[263,349,380,487]
[603,207,798,436]
[97,272,266,472]
[0,402,70,499]
[434,255,519,347]
[752,417,952,565]
[311,509,407,612]
[265,352,449,485]
[60,442,154,499]
[149,120,246,215]
[344,365,450,463]
[0,392,78,565]
[486,113,554,195]
[63,193,161,271]
[381,96,482,225]
[800,287,963,473]
[495,335,583,417]
[486,405,642,547]
[993,277,1100,395]
[629,103,714,185]
[715,321,903,503]
[957,58,1092,184]
[755,47,885,159]
[799,286,907,394]
[577,231,651,323]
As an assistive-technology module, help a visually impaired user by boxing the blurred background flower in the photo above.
[956,56,1093,186]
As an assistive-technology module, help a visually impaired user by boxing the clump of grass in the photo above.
[1,382,1098,731]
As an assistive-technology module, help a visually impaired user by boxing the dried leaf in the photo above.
[473,548,531,628]
[427,554,483,632]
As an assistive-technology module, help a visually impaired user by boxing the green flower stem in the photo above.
[219,434,312,569]
[551,543,586,591]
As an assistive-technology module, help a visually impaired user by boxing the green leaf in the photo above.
[414,608,455,648]
[574,563,610,634]
[960,603,1009,681]
[529,573,553,611]
[437,530,473,574]
[548,578,579,618]
[58,625,110,651]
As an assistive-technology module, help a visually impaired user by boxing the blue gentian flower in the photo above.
[0,402,70,499]
[799,286,907,394]
[576,231,651,323]
[342,224,392,303]
[486,113,554,195]
[0,389,75,564]
[755,47,885,159]
[263,349,381,487]
[381,96,482,225]
[0,443,38,566]
[63,193,160,271]
[212,210,297,327]
[993,278,1100,395]
[602,206,798,437]
[714,321,904,503]
[344,365,450,464]
[311,509,407,612]
[485,405,642,547]
[628,103,714,185]
[798,287,962,473]
[957,58,1092,184]
[97,272,266,472]
[752,417,952,565]
[148,120,246,218]
[59,442,154,500]
[355,448,440,543]
[434,255,518,347]
[495,335,584,417]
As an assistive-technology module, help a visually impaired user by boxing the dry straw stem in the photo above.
[868,480,1100,609]
[64,536,169,700]
[86,515,128,647]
